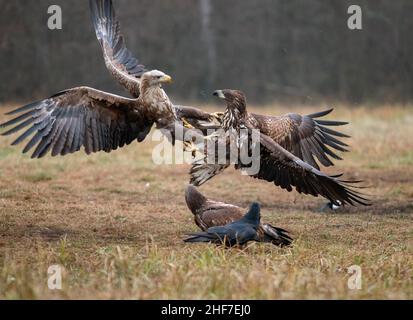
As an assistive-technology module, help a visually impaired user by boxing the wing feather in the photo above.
[89,0,147,98]
[1,87,153,158]
[252,109,350,170]
[252,133,370,206]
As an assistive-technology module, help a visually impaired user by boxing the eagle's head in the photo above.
[141,70,173,88]
[213,89,247,130]
[213,89,247,114]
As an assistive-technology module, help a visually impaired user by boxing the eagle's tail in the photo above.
[190,161,229,187]
[185,185,207,215]
[261,224,293,247]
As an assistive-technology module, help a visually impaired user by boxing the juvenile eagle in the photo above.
[184,202,264,247]
[190,89,369,207]
[185,185,292,247]
[0,0,216,158]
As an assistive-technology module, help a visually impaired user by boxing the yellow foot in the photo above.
[209,112,225,125]
[182,118,194,129]
[184,141,202,158]
[204,131,221,143]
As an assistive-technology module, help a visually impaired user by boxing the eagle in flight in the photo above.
[190,89,369,207]
[0,0,217,158]
[185,185,292,247]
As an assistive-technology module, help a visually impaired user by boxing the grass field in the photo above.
[0,104,412,299]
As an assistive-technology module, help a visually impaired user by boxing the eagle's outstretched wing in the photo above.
[0,87,153,158]
[90,0,222,128]
[252,109,350,170]
[174,105,222,133]
[253,133,369,206]
[174,106,212,123]
[90,0,147,98]
[189,130,369,206]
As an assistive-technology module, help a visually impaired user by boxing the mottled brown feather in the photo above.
[190,90,369,206]
[90,0,146,98]
[1,87,154,158]
[249,111,349,170]
[90,0,219,132]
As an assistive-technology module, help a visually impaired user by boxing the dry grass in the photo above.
[0,104,412,299]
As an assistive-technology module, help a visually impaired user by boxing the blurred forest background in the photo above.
[0,0,412,105]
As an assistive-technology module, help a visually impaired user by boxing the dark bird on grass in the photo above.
[185,185,292,247]
[184,202,265,247]
[0,0,219,159]
[190,89,369,207]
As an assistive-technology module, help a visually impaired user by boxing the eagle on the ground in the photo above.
[185,185,292,247]
[184,202,265,247]
[0,0,218,158]
[190,89,369,207]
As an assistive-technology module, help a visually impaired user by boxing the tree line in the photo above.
[0,0,412,106]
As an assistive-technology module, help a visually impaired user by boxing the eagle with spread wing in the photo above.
[185,185,292,247]
[0,0,217,158]
[190,89,369,207]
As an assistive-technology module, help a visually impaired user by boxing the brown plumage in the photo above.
[89,0,218,129]
[219,90,349,170]
[89,0,146,98]
[190,89,370,207]
[185,185,293,247]
[0,0,216,158]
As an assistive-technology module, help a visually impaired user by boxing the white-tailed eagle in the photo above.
[190,89,369,207]
[0,0,218,158]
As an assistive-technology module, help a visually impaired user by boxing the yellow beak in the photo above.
[160,75,173,84]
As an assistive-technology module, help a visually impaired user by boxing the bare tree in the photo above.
[199,0,217,88]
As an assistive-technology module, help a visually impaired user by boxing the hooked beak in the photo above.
[160,75,173,84]
[213,90,226,99]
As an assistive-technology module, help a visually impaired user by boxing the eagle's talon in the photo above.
[182,118,194,129]
[208,112,224,125]
[184,141,202,158]
[204,131,221,143]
